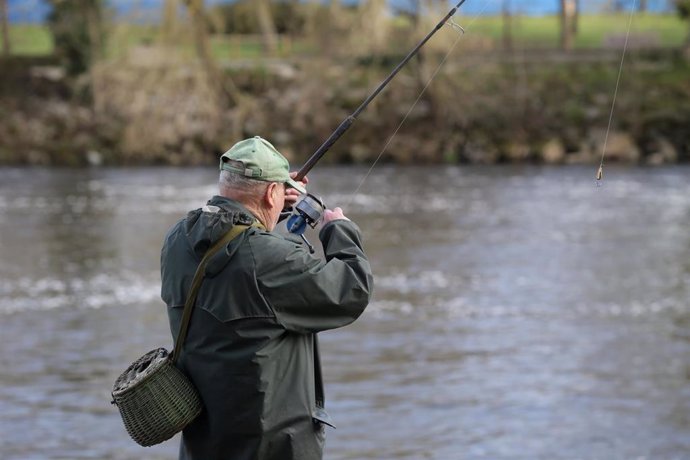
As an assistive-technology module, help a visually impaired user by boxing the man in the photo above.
[161,136,373,460]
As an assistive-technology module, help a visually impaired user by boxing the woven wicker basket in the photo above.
[112,348,203,447]
[112,225,252,447]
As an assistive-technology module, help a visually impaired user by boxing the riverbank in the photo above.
[1,48,688,166]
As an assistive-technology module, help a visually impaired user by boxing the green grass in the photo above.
[210,35,317,59]
[3,14,688,59]
[1,24,53,55]
[574,13,687,47]
[106,23,159,59]
[467,13,687,48]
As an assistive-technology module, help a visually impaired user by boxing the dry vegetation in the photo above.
[0,1,689,166]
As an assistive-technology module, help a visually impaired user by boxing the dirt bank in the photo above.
[1,49,688,166]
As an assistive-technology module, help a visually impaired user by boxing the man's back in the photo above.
[161,196,372,460]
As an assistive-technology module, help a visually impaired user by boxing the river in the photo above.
[1,165,689,459]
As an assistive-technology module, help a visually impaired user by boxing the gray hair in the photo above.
[219,160,269,198]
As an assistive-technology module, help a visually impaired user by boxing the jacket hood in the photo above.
[184,196,258,260]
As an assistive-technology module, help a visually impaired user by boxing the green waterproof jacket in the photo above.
[161,196,373,460]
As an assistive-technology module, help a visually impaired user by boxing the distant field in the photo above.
[467,13,687,48]
[2,13,687,58]
[1,24,53,55]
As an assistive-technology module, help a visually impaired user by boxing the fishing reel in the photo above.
[286,194,325,254]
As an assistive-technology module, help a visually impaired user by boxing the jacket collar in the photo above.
[183,196,258,259]
[206,195,257,219]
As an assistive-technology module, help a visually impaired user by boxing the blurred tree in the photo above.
[184,0,232,101]
[415,0,443,48]
[256,0,278,53]
[410,0,421,26]
[560,0,576,50]
[356,0,389,55]
[214,1,255,34]
[677,0,690,45]
[502,0,513,50]
[639,0,647,12]
[279,0,306,37]
[47,0,104,75]
[161,0,179,44]
[305,0,345,55]
[213,1,304,35]
[183,0,251,141]
[572,0,579,34]
[1,0,9,56]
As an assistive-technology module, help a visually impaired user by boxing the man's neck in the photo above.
[219,192,271,230]
[243,204,271,230]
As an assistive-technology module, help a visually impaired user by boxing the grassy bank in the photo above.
[1,25,53,55]
[1,11,688,166]
[2,13,687,58]
[468,14,687,49]
[0,48,688,166]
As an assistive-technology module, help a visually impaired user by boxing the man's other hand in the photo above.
[322,207,350,225]
[285,172,308,208]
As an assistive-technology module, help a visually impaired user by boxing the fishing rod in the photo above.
[286,0,468,248]
[294,0,467,182]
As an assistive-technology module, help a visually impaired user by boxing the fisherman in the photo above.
[160,136,373,460]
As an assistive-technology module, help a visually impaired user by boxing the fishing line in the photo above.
[348,2,492,205]
[285,1,479,242]
[596,0,637,186]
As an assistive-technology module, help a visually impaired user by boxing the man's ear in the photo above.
[264,182,279,208]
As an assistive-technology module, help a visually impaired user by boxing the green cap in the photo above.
[219,136,306,195]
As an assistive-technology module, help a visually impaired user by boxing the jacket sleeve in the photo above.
[254,220,374,334]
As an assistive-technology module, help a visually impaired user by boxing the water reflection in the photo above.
[1,165,689,459]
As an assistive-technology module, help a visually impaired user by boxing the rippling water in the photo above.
[1,165,689,459]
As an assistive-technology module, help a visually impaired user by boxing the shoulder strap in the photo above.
[171,222,259,363]
[314,334,325,407]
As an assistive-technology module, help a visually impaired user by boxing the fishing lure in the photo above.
[597,0,638,185]
[596,165,603,186]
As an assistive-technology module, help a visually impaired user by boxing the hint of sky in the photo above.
[7,0,674,24]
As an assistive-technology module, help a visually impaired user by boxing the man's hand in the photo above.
[285,172,308,208]
[322,207,350,225]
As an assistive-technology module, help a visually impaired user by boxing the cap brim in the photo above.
[286,178,307,195]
